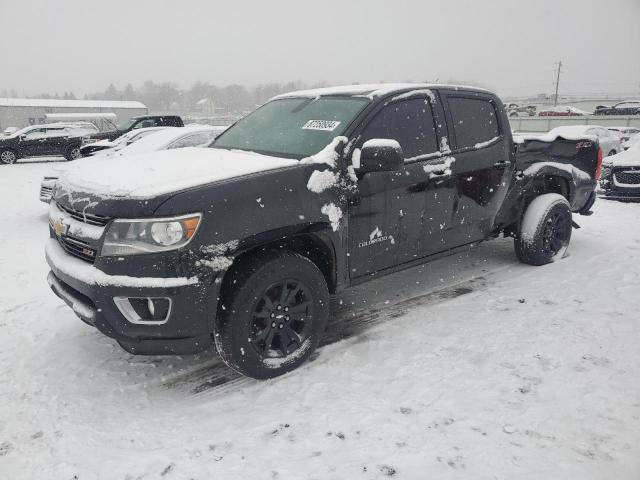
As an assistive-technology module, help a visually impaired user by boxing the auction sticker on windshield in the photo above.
[302,120,341,131]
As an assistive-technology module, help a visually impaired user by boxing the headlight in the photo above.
[101,213,201,256]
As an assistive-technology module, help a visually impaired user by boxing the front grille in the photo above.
[614,170,640,185]
[40,186,53,197]
[59,235,97,263]
[57,203,111,226]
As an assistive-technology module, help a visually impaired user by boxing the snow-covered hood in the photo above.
[57,147,299,199]
[604,145,640,168]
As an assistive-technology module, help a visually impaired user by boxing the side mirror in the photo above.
[358,139,403,173]
[19,135,27,141]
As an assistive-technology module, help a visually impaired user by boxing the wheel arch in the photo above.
[218,226,339,302]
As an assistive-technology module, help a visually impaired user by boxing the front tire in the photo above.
[515,193,572,266]
[215,251,330,379]
[0,149,17,164]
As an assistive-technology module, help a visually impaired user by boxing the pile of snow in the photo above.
[300,136,347,168]
[514,126,598,144]
[307,169,340,193]
[321,202,342,231]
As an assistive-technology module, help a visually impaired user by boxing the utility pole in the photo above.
[553,61,563,106]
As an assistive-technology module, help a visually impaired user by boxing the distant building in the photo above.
[0,98,148,130]
[195,98,215,115]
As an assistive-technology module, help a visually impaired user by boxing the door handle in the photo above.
[493,160,511,168]
[38,139,47,142]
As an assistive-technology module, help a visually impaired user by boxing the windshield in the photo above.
[212,97,369,158]
[7,125,36,138]
[117,118,137,131]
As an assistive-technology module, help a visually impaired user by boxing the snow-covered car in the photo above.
[607,127,640,150]
[599,140,640,200]
[538,106,591,116]
[595,101,640,116]
[0,123,98,164]
[39,126,226,202]
[547,125,621,156]
[505,103,536,117]
[94,124,226,159]
[79,126,170,157]
[45,83,600,380]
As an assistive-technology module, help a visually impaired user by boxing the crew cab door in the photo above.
[347,93,455,278]
[440,92,513,242]
[43,126,68,156]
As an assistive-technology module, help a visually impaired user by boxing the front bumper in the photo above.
[599,171,640,201]
[46,239,217,355]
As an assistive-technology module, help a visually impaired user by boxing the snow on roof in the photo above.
[45,112,117,119]
[0,98,146,109]
[58,147,298,199]
[271,83,492,101]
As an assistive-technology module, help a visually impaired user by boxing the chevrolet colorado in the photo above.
[45,84,601,379]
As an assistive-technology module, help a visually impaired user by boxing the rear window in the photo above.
[447,97,499,149]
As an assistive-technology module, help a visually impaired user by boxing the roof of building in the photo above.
[0,98,146,109]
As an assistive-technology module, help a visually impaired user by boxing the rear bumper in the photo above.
[46,239,218,355]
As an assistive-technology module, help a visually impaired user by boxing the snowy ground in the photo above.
[1,161,639,479]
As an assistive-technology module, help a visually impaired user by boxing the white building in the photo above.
[0,98,148,131]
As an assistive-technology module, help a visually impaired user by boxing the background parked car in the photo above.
[0,123,98,164]
[79,126,170,157]
[87,115,184,142]
[599,140,640,200]
[505,103,536,117]
[595,101,640,116]
[39,125,226,202]
[538,105,590,116]
[607,127,640,150]
[548,125,621,156]
[96,124,226,158]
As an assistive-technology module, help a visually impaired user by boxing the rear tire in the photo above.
[214,250,330,379]
[0,149,17,164]
[515,193,572,266]
[65,146,81,161]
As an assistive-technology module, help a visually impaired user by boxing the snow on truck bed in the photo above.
[57,147,298,199]
[1,163,640,479]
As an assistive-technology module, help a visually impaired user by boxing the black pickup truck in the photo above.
[87,115,184,142]
[45,84,601,379]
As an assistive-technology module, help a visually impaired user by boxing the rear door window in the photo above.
[360,98,438,161]
[447,97,499,149]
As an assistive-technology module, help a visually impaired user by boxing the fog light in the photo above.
[114,297,172,325]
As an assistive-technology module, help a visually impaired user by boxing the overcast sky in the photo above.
[1,0,639,98]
